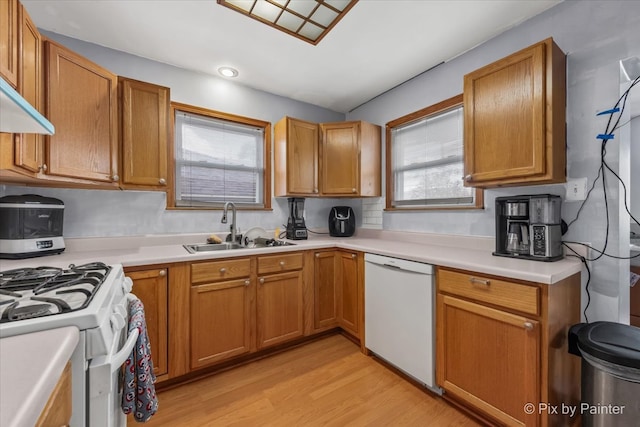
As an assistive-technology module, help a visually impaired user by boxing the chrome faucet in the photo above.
[221,202,237,243]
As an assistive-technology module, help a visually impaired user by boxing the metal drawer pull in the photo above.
[244,280,250,286]
[524,321,534,331]
[351,254,356,259]
[279,261,285,266]
[158,270,166,277]
[469,277,490,286]
[219,267,226,273]
[315,253,320,258]
[259,278,265,284]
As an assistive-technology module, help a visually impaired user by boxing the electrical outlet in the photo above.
[565,177,588,201]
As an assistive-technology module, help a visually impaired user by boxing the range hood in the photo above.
[0,77,54,135]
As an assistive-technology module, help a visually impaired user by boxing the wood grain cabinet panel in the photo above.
[274,116,319,196]
[35,362,72,427]
[14,4,43,174]
[274,117,381,197]
[45,40,118,184]
[338,251,360,337]
[436,267,580,427]
[463,38,566,187]
[127,268,169,379]
[257,270,304,349]
[119,77,169,189]
[313,251,338,331]
[0,0,19,87]
[190,278,252,369]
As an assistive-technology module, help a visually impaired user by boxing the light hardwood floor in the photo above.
[141,334,480,426]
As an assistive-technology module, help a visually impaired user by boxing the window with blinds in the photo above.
[174,109,268,208]
[387,95,481,209]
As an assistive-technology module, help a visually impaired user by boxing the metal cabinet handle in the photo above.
[259,278,265,284]
[158,270,166,277]
[524,321,534,331]
[469,277,490,286]
[315,253,320,258]
[352,188,357,193]
[313,188,318,193]
[279,261,285,266]
[220,267,226,273]
[159,178,166,185]
[244,280,250,286]
[112,174,119,181]
[464,174,472,182]
[351,254,356,259]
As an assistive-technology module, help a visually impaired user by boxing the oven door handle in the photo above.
[110,327,139,374]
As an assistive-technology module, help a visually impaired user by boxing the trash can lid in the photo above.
[577,321,640,369]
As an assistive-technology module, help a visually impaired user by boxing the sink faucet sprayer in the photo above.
[221,202,237,243]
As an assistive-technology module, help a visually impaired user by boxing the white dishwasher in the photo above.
[364,253,441,394]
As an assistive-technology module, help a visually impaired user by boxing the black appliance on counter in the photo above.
[0,194,65,259]
[329,206,356,237]
[286,197,308,240]
[494,194,563,261]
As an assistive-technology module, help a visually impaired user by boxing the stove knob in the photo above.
[110,312,126,332]
[122,277,133,293]
[114,304,127,318]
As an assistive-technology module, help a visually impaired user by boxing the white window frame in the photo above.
[169,102,271,209]
[385,94,483,210]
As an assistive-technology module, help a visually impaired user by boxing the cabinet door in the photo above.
[320,122,360,195]
[437,294,539,426]
[274,117,319,196]
[128,268,169,378]
[314,251,338,330]
[190,278,252,369]
[45,41,118,183]
[257,270,304,349]
[463,39,565,187]
[120,77,169,189]
[14,5,43,174]
[338,251,359,336]
[0,0,19,87]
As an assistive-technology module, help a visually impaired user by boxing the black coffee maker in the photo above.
[286,198,308,240]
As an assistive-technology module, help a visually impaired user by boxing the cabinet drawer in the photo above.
[437,268,539,316]
[257,252,303,275]
[191,258,251,284]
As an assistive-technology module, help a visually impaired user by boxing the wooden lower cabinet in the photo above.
[35,362,72,427]
[127,267,169,379]
[313,251,338,331]
[257,270,304,349]
[338,251,360,337]
[190,278,252,369]
[436,267,580,427]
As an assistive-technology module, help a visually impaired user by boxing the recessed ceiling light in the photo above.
[218,0,358,45]
[218,67,239,78]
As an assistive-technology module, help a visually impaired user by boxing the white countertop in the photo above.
[0,326,79,427]
[0,230,583,284]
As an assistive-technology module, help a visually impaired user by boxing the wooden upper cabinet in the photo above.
[463,38,566,188]
[0,0,19,87]
[45,40,118,184]
[14,4,43,174]
[274,117,381,197]
[321,120,381,197]
[274,116,319,196]
[119,77,169,190]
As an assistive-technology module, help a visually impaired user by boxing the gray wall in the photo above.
[1,31,359,238]
[347,0,640,322]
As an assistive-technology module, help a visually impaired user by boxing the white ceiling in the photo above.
[22,0,562,113]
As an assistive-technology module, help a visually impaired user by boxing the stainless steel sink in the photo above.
[183,240,296,254]
[183,242,245,253]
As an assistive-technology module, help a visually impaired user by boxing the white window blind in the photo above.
[391,106,474,207]
[174,111,265,207]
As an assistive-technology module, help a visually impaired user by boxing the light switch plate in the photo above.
[565,177,588,201]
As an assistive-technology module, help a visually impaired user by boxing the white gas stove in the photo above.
[0,262,138,427]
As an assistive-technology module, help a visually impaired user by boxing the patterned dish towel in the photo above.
[122,297,158,422]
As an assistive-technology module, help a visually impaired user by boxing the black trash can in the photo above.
[568,321,640,427]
